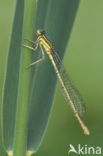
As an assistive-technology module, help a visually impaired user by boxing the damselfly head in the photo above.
[37,29,45,36]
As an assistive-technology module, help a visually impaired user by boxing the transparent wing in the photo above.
[52,51,86,116]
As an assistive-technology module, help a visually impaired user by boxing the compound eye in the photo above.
[37,29,45,35]
[41,30,45,35]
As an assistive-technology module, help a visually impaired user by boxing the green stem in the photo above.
[13,0,36,156]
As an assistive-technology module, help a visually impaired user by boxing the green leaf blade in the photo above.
[27,0,80,152]
[3,0,25,150]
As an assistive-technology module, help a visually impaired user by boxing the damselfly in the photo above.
[23,29,90,135]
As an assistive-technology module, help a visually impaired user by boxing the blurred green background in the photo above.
[0,0,103,156]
